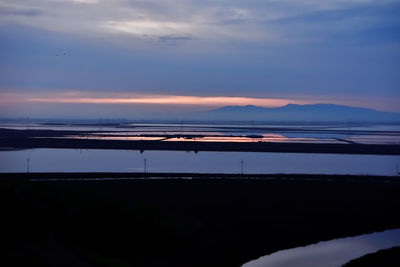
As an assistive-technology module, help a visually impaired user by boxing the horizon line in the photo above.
[1,91,398,113]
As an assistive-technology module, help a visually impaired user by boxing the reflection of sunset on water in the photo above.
[162,136,344,143]
[72,136,165,141]
[2,123,399,145]
[69,134,346,144]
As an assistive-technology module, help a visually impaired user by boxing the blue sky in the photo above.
[0,0,399,118]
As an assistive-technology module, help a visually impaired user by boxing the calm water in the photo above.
[2,123,400,144]
[242,228,400,267]
[0,149,399,175]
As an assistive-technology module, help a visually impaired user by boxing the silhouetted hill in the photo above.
[343,247,400,267]
[195,104,400,122]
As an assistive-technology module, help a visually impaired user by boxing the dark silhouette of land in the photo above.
[2,173,400,267]
[201,103,400,121]
[343,247,400,267]
[1,172,399,182]
[1,128,399,155]
[1,126,399,265]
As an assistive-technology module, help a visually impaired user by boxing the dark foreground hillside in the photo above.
[1,174,400,267]
[343,247,400,267]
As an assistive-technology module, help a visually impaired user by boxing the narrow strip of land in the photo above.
[2,136,400,155]
[1,172,399,183]
[1,128,400,155]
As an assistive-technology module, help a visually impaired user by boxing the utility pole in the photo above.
[144,158,147,173]
[27,157,30,173]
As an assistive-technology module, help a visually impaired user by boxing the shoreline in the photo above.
[1,172,399,182]
[2,137,400,155]
[1,128,400,155]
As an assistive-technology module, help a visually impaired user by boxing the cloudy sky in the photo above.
[0,0,399,118]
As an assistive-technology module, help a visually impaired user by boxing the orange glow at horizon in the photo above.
[1,91,398,112]
[1,92,301,107]
[27,95,292,107]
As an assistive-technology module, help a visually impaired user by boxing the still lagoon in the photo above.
[0,149,399,175]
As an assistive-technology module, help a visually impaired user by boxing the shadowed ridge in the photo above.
[343,247,400,267]
[202,103,400,122]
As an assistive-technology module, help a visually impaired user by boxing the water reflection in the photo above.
[162,135,343,143]
[71,136,165,141]
[2,123,400,144]
[0,149,399,175]
[242,228,400,267]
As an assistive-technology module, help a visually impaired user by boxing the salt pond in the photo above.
[0,149,399,175]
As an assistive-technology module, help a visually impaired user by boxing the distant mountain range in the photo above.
[189,104,400,122]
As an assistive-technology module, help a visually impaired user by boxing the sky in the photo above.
[0,0,399,119]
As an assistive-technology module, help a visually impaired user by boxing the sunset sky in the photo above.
[0,0,399,118]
